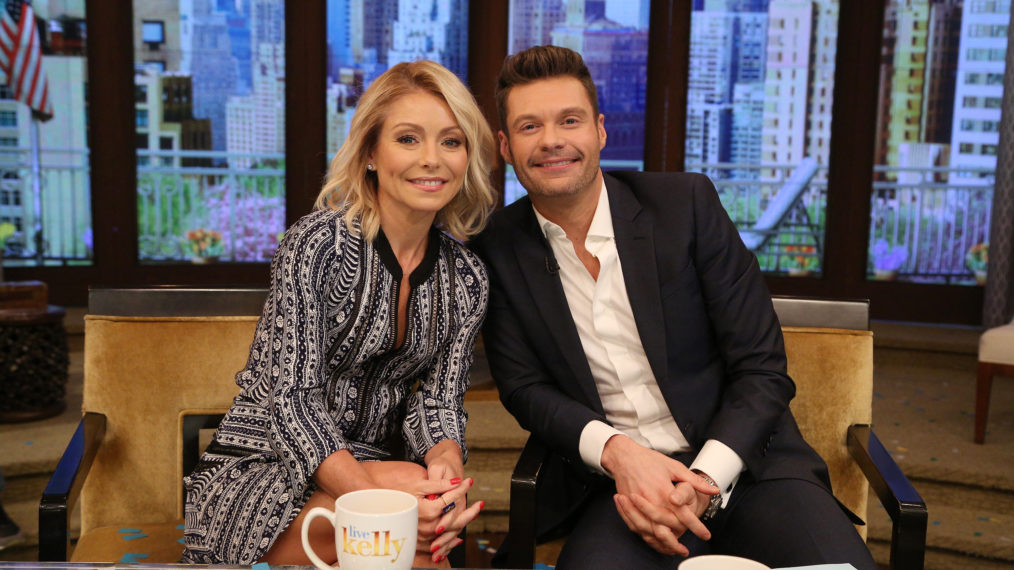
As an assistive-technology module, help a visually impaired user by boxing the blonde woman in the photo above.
[183,60,497,568]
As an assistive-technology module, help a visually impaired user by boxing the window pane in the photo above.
[142,21,166,44]
[868,0,1007,285]
[0,2,91,267]
[685,0,838,278]
[504,0,650,204]
[325,0,469,160]
[133,1,286,264]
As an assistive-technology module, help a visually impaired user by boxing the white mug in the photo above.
[301,488,418,570]
[678,554,771,570]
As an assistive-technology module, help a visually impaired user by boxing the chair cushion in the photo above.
[70,520,184,564]
[980,322,1014,366]
[80,315,256,533]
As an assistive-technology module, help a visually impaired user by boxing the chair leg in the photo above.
[974,362,993,444]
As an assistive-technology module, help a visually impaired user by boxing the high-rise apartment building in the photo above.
[226,0,285,168]
[949,0,1009,181]
[686,10,736,169]
[388,0,468,79]
[510,0,567,54]
[875,0,930,170]
[133,2,182,71]
[922,0,962,145]
[181,0,240,152]
[760,1,813,175]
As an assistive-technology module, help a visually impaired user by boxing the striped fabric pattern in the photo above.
[182,208,488,564]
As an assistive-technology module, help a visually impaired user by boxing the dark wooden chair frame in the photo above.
[975,361,1014,444]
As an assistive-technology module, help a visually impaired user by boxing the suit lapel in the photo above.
[606,174,669,384]
[511,204,604,413]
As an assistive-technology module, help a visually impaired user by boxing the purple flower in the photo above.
[872,239,907,271]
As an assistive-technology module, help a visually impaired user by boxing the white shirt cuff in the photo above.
[689,439,745,507]
[579,420,624,476]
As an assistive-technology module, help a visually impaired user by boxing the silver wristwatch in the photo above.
[691,469,723,521]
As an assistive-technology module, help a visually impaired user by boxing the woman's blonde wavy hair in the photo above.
[315,60,497,242]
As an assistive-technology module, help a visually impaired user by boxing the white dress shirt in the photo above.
[532,181,743,502]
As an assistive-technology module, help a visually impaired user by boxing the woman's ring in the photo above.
[440,497,456,514]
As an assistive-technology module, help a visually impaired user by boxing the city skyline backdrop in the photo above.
[0,0,1008,286]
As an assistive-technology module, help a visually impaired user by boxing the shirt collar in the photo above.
[532,179,614,241]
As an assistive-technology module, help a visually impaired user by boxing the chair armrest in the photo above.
[38,412,107,562]
[507,434,550,570]
[847,424,927,570]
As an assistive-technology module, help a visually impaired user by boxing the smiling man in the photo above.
[471,45,877,570]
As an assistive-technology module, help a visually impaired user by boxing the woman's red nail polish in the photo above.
[435,526,445,535]
[430,543,440,553]
[426,494,438,500]
[450,477,461,485]
[478,500,486,510]
[436,555,444,563]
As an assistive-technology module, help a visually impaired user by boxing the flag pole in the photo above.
[30,114,43,265]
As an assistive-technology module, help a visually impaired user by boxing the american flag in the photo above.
[0,0,52,120]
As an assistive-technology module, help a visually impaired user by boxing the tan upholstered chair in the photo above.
[505,296,928,570]
[39,288,266,563]
[975,316,1014,443]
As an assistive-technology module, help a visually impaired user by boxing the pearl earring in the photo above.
[366,163,375,171]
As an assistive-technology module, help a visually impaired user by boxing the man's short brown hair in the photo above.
[495,45,599,133]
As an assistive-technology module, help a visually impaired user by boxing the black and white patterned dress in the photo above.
[181,208,488,564]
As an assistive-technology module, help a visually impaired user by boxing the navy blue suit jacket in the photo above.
[472,171,831,499]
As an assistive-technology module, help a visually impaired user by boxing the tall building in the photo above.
[874,0,930,171]
[548,1,648,162]
[135,68,212,169]
[922,0,962,145]
[133,2,182,71]
[510,0,567,53]
[731,81,766,174]
[329,0,353,77]
[387,0,468,80]
[361,0,399,72]
[759,0,814,177]
[180,0,240,152]
[804,0,837,173]
[686,10,736,170]
[686,3,769,176]
[949,0,1008,182]
[226,0,285,168]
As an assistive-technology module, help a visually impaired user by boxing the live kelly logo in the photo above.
[342,525,406,562]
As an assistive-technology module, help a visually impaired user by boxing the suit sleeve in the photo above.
[473,233,606,466]
[689,174,795,475]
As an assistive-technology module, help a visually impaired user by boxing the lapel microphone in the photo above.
[546,255,560,275]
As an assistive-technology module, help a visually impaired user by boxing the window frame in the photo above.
[9,0,985,324]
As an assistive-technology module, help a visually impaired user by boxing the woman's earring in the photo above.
[366,163,375,171]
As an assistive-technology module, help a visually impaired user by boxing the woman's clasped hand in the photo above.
[417,477,484,564]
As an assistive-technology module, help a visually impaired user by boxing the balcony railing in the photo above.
[689,162,993,284]
[687,161,827,276]
[0,147,91,266]
[869,166,992,285]
[0,149,995,285]
[0,148,286,265]
[137,149,285,262]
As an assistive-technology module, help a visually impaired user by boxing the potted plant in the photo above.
[783,244,819,276]
[871,239,907,281]
[966,243,988,285]
[185,228,224,263]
